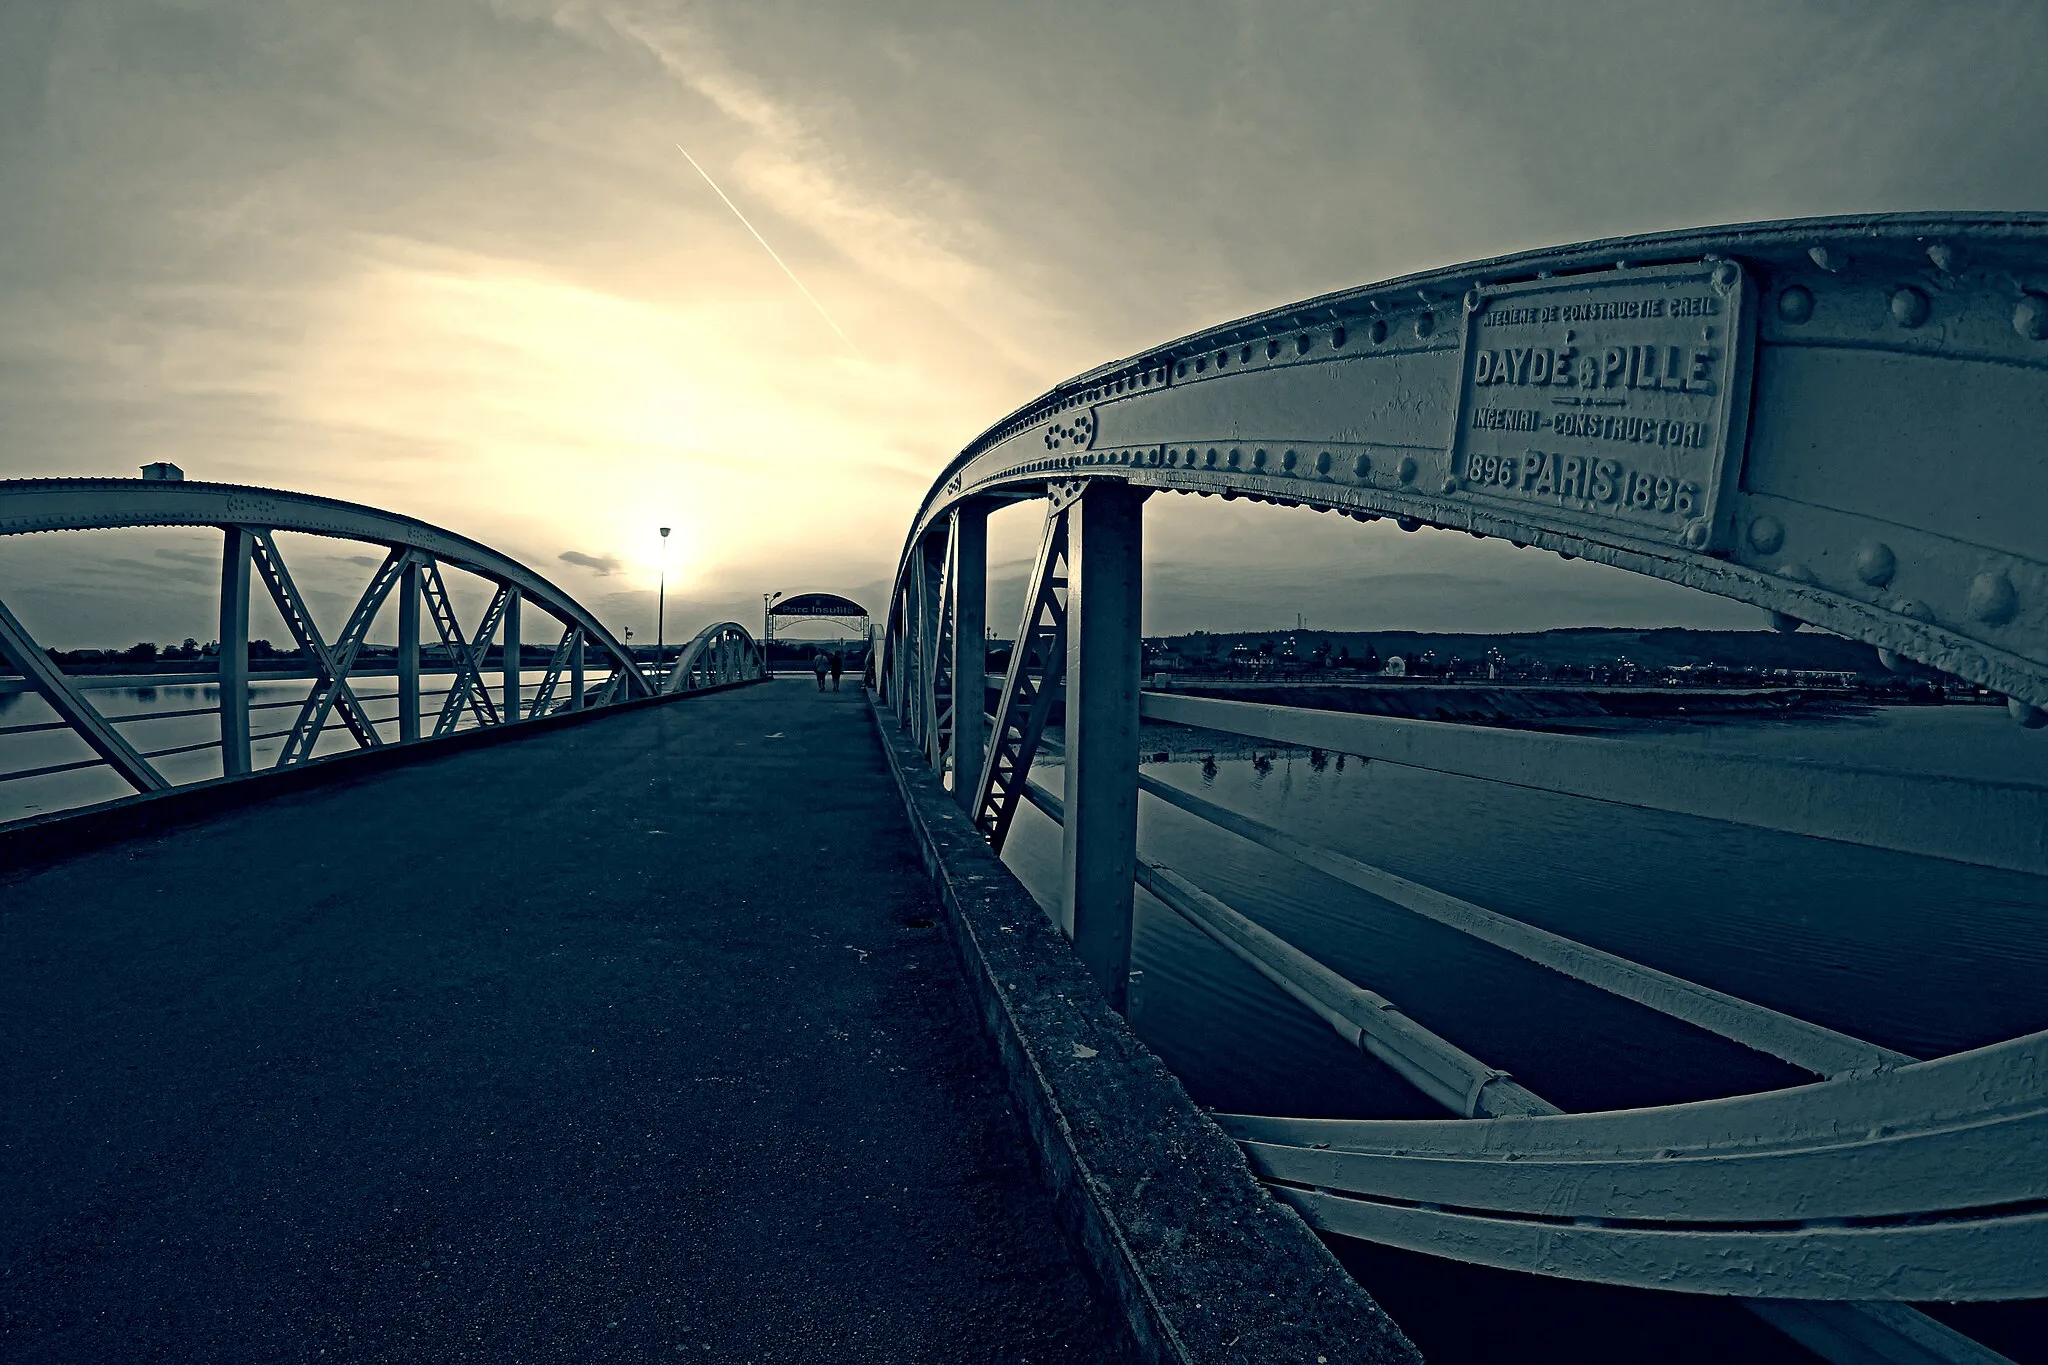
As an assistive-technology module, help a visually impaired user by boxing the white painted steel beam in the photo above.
[0,593,169,794]
[1140,690,2047,877]
[1135,772,1907,1076]
[1017,773,2006,1355]
[397,555,421,743]
[948,503,989,809]
[501,587,521,723]
[970,501,1071,851]
[1060,482,1146,1011]
[218,526,253,776]
[881,214,2048,715]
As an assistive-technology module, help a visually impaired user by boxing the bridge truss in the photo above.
[0,480,762,824]
[878,214,2048,1364]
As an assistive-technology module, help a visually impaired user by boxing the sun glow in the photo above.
[271,238,983,599]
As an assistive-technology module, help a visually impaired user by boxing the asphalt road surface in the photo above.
[1,682,1121,1363]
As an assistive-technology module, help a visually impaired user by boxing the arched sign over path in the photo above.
[765,592,869,643]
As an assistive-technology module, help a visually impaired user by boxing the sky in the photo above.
[4,0,2048,647]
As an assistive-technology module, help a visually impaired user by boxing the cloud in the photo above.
[559,549,622,576]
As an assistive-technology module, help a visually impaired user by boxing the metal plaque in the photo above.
[1450,260,1755,554]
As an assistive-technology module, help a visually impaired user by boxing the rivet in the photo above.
[1195,356,1207,372]
[1711,261,1741,293]
[1295,334,1310,356]
[1282,449,1298,471]
[1777,287,1814,324]
[1267,339,1281,359]
[2009,698,2048,729]
[1927,243,1960,274]
[2015,294,2048,341]
[1748,515,1785,554]
[1853,541,1896,587]
[1414,312,1435,340]
[1176,362,1187,378]
[1331,326,1347,348]
[1369,319,1388,344]
[1397,456,1419,484]
[1768,611,1802,633]
[1351,453,1371,479]
[1808,245,1847,273]
[1208,448,1222,468]
[1890,287,1929,329]
[1440,477,1458,494]
[1396,516,1422,533]
[1216,350,1227,368]
[1252,449,1268,469]
[1968,570,2018,625]
[1166,448,1179,465]
[1240,346,1252,363]
[1316,451,1333,475]
[1681,520,1709,549]
[1463,287,1486,314]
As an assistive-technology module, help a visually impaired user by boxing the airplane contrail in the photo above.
[675,143,856,353]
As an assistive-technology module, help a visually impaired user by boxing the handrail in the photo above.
[1134,772,1908,1077]
[1140,690,2048,877]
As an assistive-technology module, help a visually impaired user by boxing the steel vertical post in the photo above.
[949,502,988,807]
[570,630,585,710]
[1059,482,1145,1012]
[916,533,943,751]
[502,586,521,722]
[217,525,253,776]
[397,557,421,742]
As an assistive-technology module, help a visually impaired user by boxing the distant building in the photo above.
[1383,655,1406,677]
[140,462,184,482]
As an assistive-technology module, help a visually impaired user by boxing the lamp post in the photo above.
[657,527,671,675]
[763,590,782,673]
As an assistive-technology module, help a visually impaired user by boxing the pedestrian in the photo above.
[812,650,829,691]
[829,651,843,691]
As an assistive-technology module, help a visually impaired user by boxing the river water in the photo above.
[1001,705,2048,1363]
[0,671,591,824]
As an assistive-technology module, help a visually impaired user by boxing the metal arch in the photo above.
[0,479,650,691]
[0,478,654,797]
[1218,1025,2048,1302]
[883,212,2048,714]
[658,621,765,696]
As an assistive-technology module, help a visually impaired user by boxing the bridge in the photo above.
[4,213,2045,1364]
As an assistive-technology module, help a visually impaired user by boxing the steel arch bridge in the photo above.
[877,214,2048,1364]
[0,479,762,816]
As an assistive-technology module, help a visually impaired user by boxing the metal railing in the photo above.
[875,214,2048,1365]
[0,480,765,828]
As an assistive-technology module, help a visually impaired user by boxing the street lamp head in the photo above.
[659,526,671,538]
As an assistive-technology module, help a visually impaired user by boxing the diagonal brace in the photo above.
[248,529,384,764]
[0,592,169,793]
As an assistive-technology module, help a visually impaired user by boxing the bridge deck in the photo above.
[0,682,1119,1362]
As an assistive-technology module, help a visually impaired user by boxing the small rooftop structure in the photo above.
[140,462,184,482]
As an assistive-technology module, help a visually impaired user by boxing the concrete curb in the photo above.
[866,693,1420,1365]
[0,676,770,873]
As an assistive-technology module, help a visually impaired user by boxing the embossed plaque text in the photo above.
[1450,261,1754,553]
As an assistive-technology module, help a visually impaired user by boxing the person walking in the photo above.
[812,650,829,692]
[829,651,843,691]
